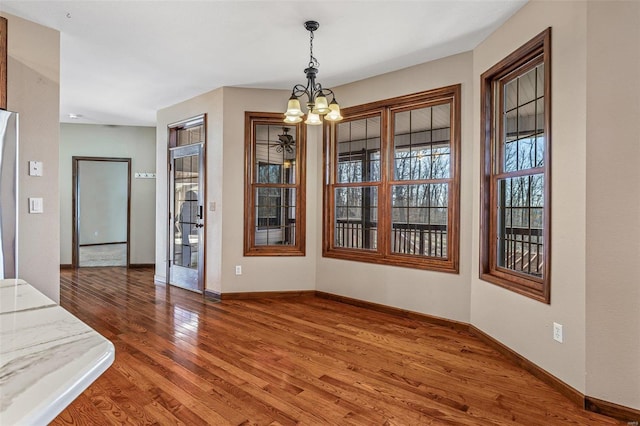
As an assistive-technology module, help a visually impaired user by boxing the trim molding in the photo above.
[469,325,584,407]
[204,289,221,301]
[1,17,7,110]
[315,291,469,332]
[61,263,153,269]
[220,290,316,300]
[314,291,638,423]
[585,396,640,423]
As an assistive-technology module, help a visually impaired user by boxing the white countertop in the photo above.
[0,278,115,425]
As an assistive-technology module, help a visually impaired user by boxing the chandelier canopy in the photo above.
[283,21,343,125]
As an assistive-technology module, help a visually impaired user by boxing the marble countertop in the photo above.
[0,278,115,425]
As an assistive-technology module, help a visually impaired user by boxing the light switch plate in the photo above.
[29,197,44,214]
[29,161,43,177]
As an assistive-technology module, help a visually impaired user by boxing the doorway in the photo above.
[167,116,205,292]
[72,157,131,268]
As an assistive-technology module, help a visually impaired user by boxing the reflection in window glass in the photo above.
[394,104,451,181]
[246,114,303,254]
[254,187,297,245]
[336,117,381,183]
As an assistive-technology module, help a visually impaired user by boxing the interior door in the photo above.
[169,143,204,292]
[72,157,131,268]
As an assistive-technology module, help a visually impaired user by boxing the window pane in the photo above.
[254,187,297,246]
[502,64,545,172]
[394,104,450,180]
[336,117,381,183]
[497,174,544,277]
[176,124,204,147]
[334,186,377,250]
[391,184,448,258]
[255,125,297,184]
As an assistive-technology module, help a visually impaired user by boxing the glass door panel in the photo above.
[169,143,204,292]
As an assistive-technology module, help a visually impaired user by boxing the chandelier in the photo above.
[283,21,343,125]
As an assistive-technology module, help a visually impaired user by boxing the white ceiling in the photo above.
[1,1,527,127]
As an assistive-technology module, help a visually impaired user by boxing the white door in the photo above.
[168,143,204,292]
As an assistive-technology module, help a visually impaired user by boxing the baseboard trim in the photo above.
[469,325,585,407]
[585,396,640,423]
[204,289,221,301]
[61,264,154,269]
[314,290,638,423]
[220,290,316,300]
[315,291,469,332]
[128,263,154,269]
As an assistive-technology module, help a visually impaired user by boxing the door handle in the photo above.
[198,205,203,220]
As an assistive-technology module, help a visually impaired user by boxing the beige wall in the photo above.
[60,123,156,265]
[472,0,589,395]
[220,87,318,293]
[315,52,474,323]
[585,1,640,409]
[153,0,638,411]
[155,88,224,291]
[155,87,318,294]
[3,13,60,301]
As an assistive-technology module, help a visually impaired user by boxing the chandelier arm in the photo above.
[291,84,311,100]
[319,88,336,100]
[312,83,325,98]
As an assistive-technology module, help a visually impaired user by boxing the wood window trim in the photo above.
[479,28,552,303]
[244,112,306,256]
[323,85,461,273]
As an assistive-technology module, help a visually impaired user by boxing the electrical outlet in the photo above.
[553,322,563,343]
[235,265,242,275]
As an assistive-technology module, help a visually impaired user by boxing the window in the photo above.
[244,112,306,255]
[480,28,551,302]
[324,85,461,272]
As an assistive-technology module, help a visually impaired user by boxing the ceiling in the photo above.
[1,1,527,127]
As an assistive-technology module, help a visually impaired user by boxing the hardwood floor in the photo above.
[53,267,622,425]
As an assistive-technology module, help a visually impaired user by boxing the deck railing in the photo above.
[335,219,447,257]
[335,220,543,273]
[500,227,543,277]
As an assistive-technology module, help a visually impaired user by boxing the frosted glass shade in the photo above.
[285,96,304,117]
[325,100,343,122]
[305,113,322,125]
[284,114,303,124]
[311,95,330,115]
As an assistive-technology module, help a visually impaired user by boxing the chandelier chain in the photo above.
[308,28,319,69]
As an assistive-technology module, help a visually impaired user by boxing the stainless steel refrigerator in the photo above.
[0,109,18,279]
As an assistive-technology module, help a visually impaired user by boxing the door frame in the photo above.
[72,156,132,268]
[166,114,206,293]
